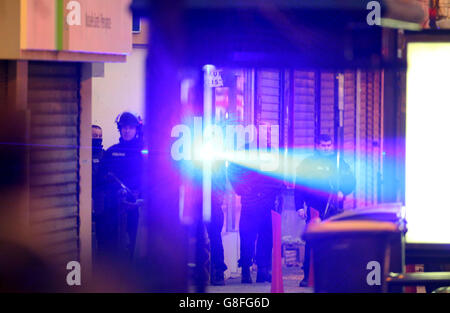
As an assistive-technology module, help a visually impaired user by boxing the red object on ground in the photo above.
[405,265,417,293]
[308,207,321,288]
[271,210,284,293]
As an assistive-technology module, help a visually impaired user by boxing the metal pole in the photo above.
[202,65,213,223]
[337,73,345,208]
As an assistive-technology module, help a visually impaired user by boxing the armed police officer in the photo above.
[295,134,355,287]
[92,125,105,218]
[92,125,104,177]
[228,144,285,284]
[92,125,105,258]
[96,112,144,263]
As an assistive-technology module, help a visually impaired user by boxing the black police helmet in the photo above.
[116,112,140,129]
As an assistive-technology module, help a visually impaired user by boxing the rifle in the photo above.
[323,153,344,220]
[107,172,143,206]
[107,172,143,259]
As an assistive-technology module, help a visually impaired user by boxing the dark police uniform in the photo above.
[92,138,104,258]
[294,152,355,284]
[207,161,228,285]
[92,138,104,217]
[96,137,143,261]
[228,162,284,282]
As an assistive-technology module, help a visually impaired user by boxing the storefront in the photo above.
[0,0,133,282]
[195,67,384,275]
[2,0,437,293]
[130,0,432,292]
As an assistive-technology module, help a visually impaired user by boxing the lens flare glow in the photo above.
[189,137,393,203]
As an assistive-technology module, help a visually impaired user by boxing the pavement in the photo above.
[206,266,313,293]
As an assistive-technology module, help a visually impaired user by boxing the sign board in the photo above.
[22,0,132,55]
[205,70,224,88]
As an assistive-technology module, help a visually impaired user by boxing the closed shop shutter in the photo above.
[292,70,315,151]
[282,69,382,210]
[320,72,335,139]
[357,71,368,208]
[27,62,81,265]
[256,69,280,148]
[366,71,375,205]
[373,70,381,204]
[343,71,356,209]
[356,70,382,208]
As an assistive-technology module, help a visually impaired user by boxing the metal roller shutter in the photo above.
[343,71,356,209]
[373,70,381,204]
[27,62,81,265]
[320,72,335,138]
[292,70,315,151]
[366,71,375,205]
[256,69,280,148]
[357,71,368,208]
[356,70,382,208]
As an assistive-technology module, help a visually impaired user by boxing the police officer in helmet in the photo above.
[96,112,144,264]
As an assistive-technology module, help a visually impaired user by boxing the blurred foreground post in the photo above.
[133,0,188,292]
